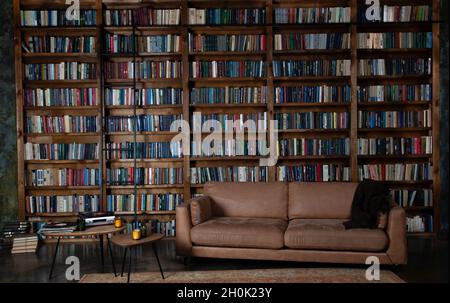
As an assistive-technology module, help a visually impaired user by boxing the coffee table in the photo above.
[111,233,165,283]
[43,225,125,280]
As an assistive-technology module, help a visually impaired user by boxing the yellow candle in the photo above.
[132,229,141,240]
[114,218,122,228]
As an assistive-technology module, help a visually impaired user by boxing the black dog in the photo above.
[343,179,391,229]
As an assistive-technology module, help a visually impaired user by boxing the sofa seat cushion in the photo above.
[284,219,388,252]
[191,217,287,249]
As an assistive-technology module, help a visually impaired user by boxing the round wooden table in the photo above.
[43,225,125,280]
[111,233,165,283]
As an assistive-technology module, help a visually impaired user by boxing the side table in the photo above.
[111,233,165,283]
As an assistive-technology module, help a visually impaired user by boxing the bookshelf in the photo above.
[14,0,441,237]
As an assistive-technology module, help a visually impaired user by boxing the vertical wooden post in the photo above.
[350,0,359,183]
[266,0,275,182]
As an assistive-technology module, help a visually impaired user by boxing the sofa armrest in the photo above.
[190,195,212,226]
[386,204,407,265]
[176,201,193,256]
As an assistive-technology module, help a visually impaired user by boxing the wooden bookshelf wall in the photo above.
[14,0,441,236]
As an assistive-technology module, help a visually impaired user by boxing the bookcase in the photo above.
[14,0,441,237]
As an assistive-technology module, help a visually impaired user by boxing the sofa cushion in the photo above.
[284,219,389,252]
[191,217,287,249]
[288,182,358,219]
[190,196,212,226]
[204,182,288,220]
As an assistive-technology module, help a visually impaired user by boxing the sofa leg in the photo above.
[183,256,191,270]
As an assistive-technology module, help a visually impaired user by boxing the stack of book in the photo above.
[37,222,77,239]
[11,235,38,254]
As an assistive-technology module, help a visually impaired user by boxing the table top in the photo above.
[111,233,164,248]
[42,225,125,237]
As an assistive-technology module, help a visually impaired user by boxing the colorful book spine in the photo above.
[190,87,267,104]
[358,136,432,155]
[192,112,267,132]
[276,164,351,182]
[106,142,182,159]
[104,33,181,53]
[24,88,98,107]
[26,35,95,53]
[357,84,431,102]
[25,63,97,80]
[275,85,351,103]
[26,115,98,133]
[20,10,96,26]
[406,215,433,232]
[358,5,432,23]
[358,110,432,128]
[26,195,99,214]
[277,138,350,156]
[274,7,350,24]
[358,163,432,181]
[189,34,266,52]
[190,60,265,78]
[104,8,180,26]
[107,193,183,212]
[24,143,99,160]
[106,114,182,132]
[29,168,99,187]
[106,167,183,185]
[105,88,182,106]
[275,112,349,130]
[274,33,350,50]
[273,60,351,77]
[191,139,267,157]
[391,189,433,207]
[190,166,268,183]
[104,61,181,79]
[358,58,431,76]
[188,8,266,25]
[357,32,432,49]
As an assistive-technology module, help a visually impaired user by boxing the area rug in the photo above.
[79,268,404,283]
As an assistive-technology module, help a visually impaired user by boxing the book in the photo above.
[188,8,265,25]
[276,164,351,182]
[357,84,431,103]
[26,115,98,134]
[274,7,350,24]
[27,195,99,214]
[358,136,432,155]
[24,62,97,80]
[106,141,182,160]
[24,88,98,107]
[107,193,183,212]
[24,143,99,160]
[274,33,350,50]
[106,167,183,186]
[20,10,96,26]
[358,58,431,76]
[28,168,100,187]
[358,163,432,181]
[275,85,351,103]
[357,32,432,49]
[273,60,351,77]
[26,35,95,53]
[106,114,182,132]
[277,138,350,157]
[105,87,182,106]
[358,110,432,128]
[190,166,268,184]
[274,112,349,130]
[190,60,265,78]
[190,86,267,105]
[189,33,266,52]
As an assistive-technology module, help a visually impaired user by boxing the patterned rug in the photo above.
[80,268,404,283]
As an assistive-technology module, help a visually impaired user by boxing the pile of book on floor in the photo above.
[11,234,38,254]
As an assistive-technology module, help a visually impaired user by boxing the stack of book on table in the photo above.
[37,222,77,240]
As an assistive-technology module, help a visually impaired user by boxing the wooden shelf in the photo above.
[407,232,436,237]
[107,185,184,189]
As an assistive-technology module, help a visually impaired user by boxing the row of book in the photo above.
[358,58,431,76]
[106,167,183,186]
[188,8,266,25]
[274,112,349,130]
[107,193,183,212]
[11,235,38,254]
[392,189,432,207]
[358,110,432,129]
[20,10,96,26]
[191,139,267,157]
[406,215,433,233]
[104,61,181,79]
[189,34,266,52]
[104,34,181,54]
[358,163,432,181]
[105,88,182,106]
[105,142,182,160]
[192,113,267,132]
[274,85,351,104]
[106,114,181,132]
[274,33,350,50]
[357,32,432,49]
[28,168,99,187]
[26,195,100,214]
[105,8,180,26]
[24,88,98,107]
[25,35,95,53]
[358,136,432,156]
[276,164,351,182]
[274,7,350,24]
[273,60,351,77]
[190,60,265,78]
[24,143,99,161]
[277,138,350,157]
[358,5,431,23]
[190,166,268,183]
[123,220,176,237]
[357,84,431,102]
[25,63,97,80]
[190,86,267,104]
[26,115,98,134]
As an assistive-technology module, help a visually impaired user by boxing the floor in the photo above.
[0,237,448,283]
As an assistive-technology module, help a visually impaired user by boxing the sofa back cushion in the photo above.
[288,182,358,219]
[204,182,288,220]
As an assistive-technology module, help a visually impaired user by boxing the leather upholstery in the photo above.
[191,217,287,249]
[190,196,212,226]
[284,219,389,252]
[386,206,408,264]
[175,202,192,256]
[204,182,288,220]
[288,182,358,219]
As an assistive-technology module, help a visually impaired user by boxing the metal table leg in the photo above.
[106,236,116,276]
[120,247,128,277]
[99,235,105,272]
[48,236,61,280]
[127,247,132,283]
[152,243,165,279]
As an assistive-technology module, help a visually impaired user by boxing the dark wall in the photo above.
[0,0,448,234]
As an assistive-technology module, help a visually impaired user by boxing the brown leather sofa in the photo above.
[176,182,407,265]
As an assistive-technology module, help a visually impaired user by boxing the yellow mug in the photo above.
[132,229,141,240]
[114,218,122,228]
